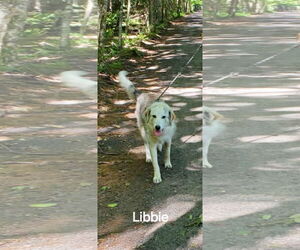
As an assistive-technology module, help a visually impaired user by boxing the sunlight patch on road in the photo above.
[204,197,279,223]
[172,102,187,107]
[181,135,201,143]
[238,134,300,143]
[252,228,300,250]
[98,195,197,249]
[265,106,300,112]
[284,146,300,152]
[47,100,93,105]
[0,136,13,141]
[166,87,201,97]
[78,112,97,119]
[205,87,300,98]
[114,100,132,105]
[184,114,201,121]
[147,65,159,70]
[129,145,145,155]
[214,102,255,107]
[253,161,300,172]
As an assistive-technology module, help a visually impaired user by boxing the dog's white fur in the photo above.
[203,106,225,168]
[119,71,176,183]
[59,71,97,99]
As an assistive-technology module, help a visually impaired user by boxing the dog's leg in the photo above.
[164,141,172,168]
[149,144,162,183]
[145,143,152,162]
[203,137,213,168]
[140,128,151,162]
[157,143,163,152]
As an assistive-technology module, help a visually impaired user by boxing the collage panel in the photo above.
[0,1,98,249]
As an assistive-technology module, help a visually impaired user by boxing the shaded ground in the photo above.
[203,11,300,249]
[99,13,202,249]
[0,34,97,248]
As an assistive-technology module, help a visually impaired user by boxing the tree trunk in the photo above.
[251,0,258,13]
[228,0,239,17]
[99,0,108,52]
[257,0,266,13]
[34,0,41,11]
[80,0,95,34]
[60,0,73,48]
[2,0,30,64]
[243,0,251,13]
[156,0,162,24]
[147,0,154,32]
[118,0,124,48]
[0,3,12,59]
[125,0,131,34]
[161,0,165,22]
[177,0,182,17]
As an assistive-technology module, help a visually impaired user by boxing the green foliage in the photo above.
[205,0,300,18]
[24,13,57,36]
[120,47,143,57]
[99,0,204,74]
[100,61,123,74]
[106,13,119,30]
[124,33,147,47]
[18,61,71,74]
[70,33,98,47]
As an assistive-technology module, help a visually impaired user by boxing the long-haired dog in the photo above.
[119,71,176,183]
[203,106,225,168]
[59,71,97,99]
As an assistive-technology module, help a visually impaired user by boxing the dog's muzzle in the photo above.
[153,125,163,136]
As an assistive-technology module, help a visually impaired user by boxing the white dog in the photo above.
[59,71,97,99]
[119,71,176,183]
[203,106,225,168]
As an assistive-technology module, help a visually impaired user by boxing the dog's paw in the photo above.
[203,161,213,168]
[146,157,152,163]
[153,175,162,184]
[165,162,173,168]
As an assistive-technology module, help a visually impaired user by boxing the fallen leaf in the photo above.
[11,186,29,191]
[107,203,118,208]
[100,186,110,191]
[80,182,93,187]
[262,214,272,220]
[289,214,300,223]
[29,203,57,208]
[237,230,250,236]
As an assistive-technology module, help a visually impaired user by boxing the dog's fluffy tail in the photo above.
[60,71,97,99]
[118,71,137,100]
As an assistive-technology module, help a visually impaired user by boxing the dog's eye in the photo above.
[162,116,166,119]
[152,115,156,118]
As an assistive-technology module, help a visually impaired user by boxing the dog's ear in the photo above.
[168,110,176,124]
[203,110,213,124]
[143,108,151,123]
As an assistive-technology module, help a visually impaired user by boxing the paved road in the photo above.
[203,11,300,249]
[0,73,97,248]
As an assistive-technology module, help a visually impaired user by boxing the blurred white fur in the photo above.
[60,71,97,99]
[203,106,226,168]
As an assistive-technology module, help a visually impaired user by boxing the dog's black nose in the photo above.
[155,125,161,131]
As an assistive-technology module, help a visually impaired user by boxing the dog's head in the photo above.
[143,101,176,137]
[203,106,224,126]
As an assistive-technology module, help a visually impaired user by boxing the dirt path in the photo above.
[203,11,300,249]
[99,13,202,249]
[0,71,97,247]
